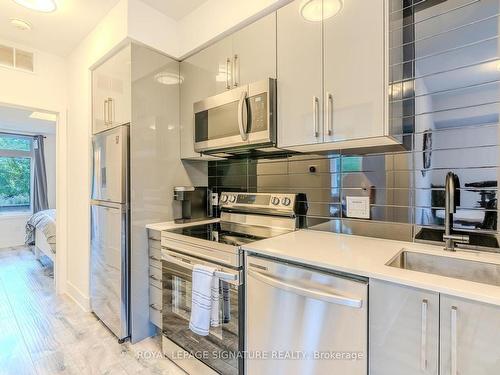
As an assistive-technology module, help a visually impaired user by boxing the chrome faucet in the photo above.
[443,172,469,251]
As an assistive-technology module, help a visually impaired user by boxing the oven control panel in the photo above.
[219,192,298,212]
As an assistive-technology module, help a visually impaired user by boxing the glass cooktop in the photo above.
[167,222,292,247]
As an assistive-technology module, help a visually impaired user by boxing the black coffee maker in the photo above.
[173,186,211,223]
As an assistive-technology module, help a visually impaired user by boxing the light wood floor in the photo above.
[0,246,186,375]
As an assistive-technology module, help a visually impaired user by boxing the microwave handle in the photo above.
[238,91,248,141]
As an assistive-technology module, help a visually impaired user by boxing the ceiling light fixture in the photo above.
[12,0,57,13]
[30,111,57,122]
[154,72,183,85]
[300,0,343,22]
[10,18,32,31]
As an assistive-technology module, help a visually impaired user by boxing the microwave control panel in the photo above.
[248,93,268,133]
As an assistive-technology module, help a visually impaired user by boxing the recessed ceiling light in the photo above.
[10,18,32,31]
[300,0,343,22]
[12,0,57,13]
[154,72,183,85]
[30,111,57,122]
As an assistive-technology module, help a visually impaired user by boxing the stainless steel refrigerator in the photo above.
[90,124,129,341]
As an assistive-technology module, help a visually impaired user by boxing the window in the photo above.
[0,134,33,213]
[342,156,362,172]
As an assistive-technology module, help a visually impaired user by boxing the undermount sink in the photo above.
[387,250,500,287]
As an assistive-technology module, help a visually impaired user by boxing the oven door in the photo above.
[162,249,242,375]
[194,78,276,153]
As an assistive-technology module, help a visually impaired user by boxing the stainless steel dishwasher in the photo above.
[245,254,368,375]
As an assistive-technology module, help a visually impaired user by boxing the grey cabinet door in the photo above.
[277,0,323,148]
[323,0,386,143]
[92,45,131,134]
[440,295,500,375]
[232,12,276,87]
[370,280,439,375]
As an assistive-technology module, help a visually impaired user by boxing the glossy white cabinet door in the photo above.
[323,0,386,143]
[92,45,131,134]
[370,280,439,375]
[232,12,276,87]
[277,0,323,147]
[192,37,233,96]
[440,295,500,375]
[92,71,107,134]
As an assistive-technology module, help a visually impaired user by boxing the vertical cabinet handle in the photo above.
[233,54,239,87]
[226,58,231,90]
[104,99,108,125]
[313,96,320,137]
[326,92,333,136]
[108,98,114,125]
[451,306,458,375]
[421,299,428,371]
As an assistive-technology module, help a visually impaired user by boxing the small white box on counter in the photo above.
[346,196,370,219]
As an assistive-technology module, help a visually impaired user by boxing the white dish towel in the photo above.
[189,264,220,336]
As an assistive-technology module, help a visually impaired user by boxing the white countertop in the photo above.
[146,218,220,232]
[243,229,500,307]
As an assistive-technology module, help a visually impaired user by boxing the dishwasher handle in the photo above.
[247,269,363,308]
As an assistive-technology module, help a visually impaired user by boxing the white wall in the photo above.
[0,39,67,293]
[127,0,292,59]
[177,0,291,58]
[0,215,31,248]
[0,39,66,111]
[127,0,179,57]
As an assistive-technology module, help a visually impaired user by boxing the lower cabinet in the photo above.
[440,295,500,375]
[370,280,439,375]
[370,280,500,375]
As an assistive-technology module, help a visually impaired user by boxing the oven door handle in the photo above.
[237,90,248,141]
[162,253,238,282]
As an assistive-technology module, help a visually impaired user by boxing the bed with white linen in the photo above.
[25,209,56,263]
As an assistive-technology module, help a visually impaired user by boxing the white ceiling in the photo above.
[0,0,120,56]
[0,105,56,135]
[140,0,208,20]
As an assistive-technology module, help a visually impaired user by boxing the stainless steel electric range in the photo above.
[160,192,306,375]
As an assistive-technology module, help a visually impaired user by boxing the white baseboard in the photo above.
[65,281,91,312]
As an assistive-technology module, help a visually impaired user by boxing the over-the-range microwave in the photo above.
[194,78,276,154]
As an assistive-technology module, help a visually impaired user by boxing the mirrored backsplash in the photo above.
[208,0,500,246]
[208,128,498,244]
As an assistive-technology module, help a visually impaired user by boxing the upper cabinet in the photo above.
[232,13,277,87]
[323,0,385,143]
[276,0,323,147]
[180,13,276,159]
[92,45,132,134]
[277,0,396,152]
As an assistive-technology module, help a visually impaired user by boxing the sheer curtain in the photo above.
[33,135,49,213]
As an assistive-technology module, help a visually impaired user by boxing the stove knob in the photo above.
[271,197,280,205]
[229,195,237,203]
[220,194,228,203]
[282,197,291,206]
